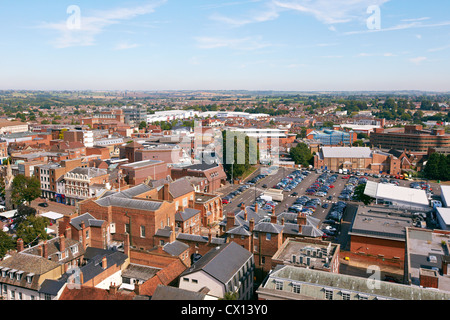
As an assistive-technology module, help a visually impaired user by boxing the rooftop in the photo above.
[406,228,450,292]
[349,206,413,241]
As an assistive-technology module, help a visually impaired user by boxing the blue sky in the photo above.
[0,0,449,91]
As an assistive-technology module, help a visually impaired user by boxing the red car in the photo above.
[329,185,335,188]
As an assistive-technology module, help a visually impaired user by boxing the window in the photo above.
[71,246,78,254]
[342,292,351,300]
[192,279,198,284]
[292,283,301,294]
[30,295,35,300]
[85,230,89,239]
[18,292,22,300]
[275,281,283,290]
[325,289,333,300]
[45,293,52,300]
[183,278,189,282]
[140,226,146,238]
[266,233,271,241]
[160,240,165,246]
[3,285,7,294]
[10,291,15,300]
[125,224,130,234]
[358,294,369,300]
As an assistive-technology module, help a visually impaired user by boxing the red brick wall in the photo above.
[350,235,405,262]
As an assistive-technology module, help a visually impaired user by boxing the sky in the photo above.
[0,0,450,92]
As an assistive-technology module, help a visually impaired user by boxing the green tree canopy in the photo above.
[353,183,375,205]
[289,143,314,167]
[0,231,15,258]
[11,174,41,206]
[15,215,50,247]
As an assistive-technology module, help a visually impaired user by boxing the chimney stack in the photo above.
[297,212,307,226]
[65,226,72,240]
[249,218,255,233]
[164,182,170,200]
[109,282,117,295]
[170,224,176,242]
[254,203,258,214]
[59,234,66,255]
[102,256,107,269]
[270,214,277,224]
[17,238,24,253]
[226,213,235,231]
[43,241,48,259]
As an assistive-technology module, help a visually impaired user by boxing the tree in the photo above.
[0,231,15,258]
[11,175,41,207]
[13,205,37,226]
[289,143,314,167]
[222,130,259,181]
[138,121,147,130]
[352,140,364,147]
[15,215,50,247]
[353,183,375,205]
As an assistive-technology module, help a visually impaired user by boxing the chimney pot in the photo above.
[17,238,24,253]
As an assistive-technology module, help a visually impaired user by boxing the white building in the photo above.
[178,242,254,300]
[364,181,430,212]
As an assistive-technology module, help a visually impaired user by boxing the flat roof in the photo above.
[321,146,372,159]
[436,207,450,226]
[40,211,64,220]
[350,206,413,241]
[441,185,450,207]
[364,181,429,206]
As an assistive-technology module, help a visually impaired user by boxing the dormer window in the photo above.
[27,273,34,284]
[71,245,78,254]
[16,271,23,281]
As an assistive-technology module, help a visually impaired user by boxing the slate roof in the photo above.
[224,206,323,238]
[95,196,163,211]
[180,242,252,285]
[175,208,201,222]
[38,279,66,295]
[163,241,189,256]
[70,212,105,231]
[169,178,195,199]
[80,247,128,283]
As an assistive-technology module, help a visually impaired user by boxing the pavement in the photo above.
[31,198,77,216]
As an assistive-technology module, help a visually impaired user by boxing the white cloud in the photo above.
[114,42,140,50]
[209,2,280,27]
[409,56,427,65]
[39,0,167,48]
[273,0,390,25]
[195,36,272,50]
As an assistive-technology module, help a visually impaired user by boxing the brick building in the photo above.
[221,204,324,274]
[314,146,401,175]
[170,163,227,193]
[348,206,414,264]
[64,167,110,206]
[120,160,169,186]
[370,125,450,152]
